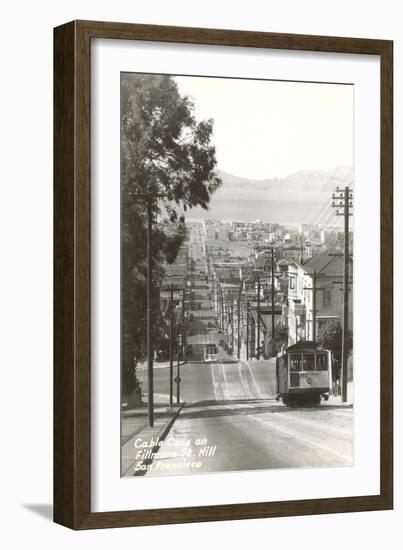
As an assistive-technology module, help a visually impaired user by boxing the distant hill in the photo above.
[187,167,353,224]
[217,167,353,193]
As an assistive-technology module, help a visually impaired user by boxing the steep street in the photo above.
[124,220,354,477]
[133,356,353,477]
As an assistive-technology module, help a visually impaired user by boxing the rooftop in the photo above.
[302,250,348,276]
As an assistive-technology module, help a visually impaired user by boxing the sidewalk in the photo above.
[122,392,185,441]
[136,360,186,371]
[326,394,354,407]
[121,402,183,476]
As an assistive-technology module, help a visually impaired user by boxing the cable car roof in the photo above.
[284,340,327,352]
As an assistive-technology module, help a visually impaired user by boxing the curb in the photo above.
[122,422,148,446]
[131,404,184,476]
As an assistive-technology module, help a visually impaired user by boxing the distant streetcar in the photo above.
[276,341,332,406]
[203,344,218,362]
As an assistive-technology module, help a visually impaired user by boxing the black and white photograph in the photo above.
[120,72,354,478]
[0,0,397,541]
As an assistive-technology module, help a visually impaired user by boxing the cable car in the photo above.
[276,341,332,406]
[203,344,218,362]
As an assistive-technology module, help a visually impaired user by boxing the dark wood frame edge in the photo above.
[54,20,393,530]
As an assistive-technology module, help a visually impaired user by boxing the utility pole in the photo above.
[257,276,261,360]
[313,271,317,342]
[230,303,234,352]
[182,286,186,363]
[270,249,276,357]
[146,201,154,427]
[259,250,283,358]
[246,300,250,360]
[299,233,305,265]
[225,300,229,347]
[220,286,224,336]
[176,323,181,404]
[237,285,242,359]
[169,283,174,408]
[332,186,353,402]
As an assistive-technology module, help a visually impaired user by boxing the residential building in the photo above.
[282,251,353,346]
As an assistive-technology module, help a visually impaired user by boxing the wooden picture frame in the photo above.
[54,20,393,529]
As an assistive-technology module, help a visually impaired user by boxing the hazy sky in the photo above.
[175,76,353,180]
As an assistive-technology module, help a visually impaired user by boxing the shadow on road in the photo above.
[189,398,272,407]
[179,401,282,421]
[123,407,180,419]
[122,399,352,433]
[178,398,353,421]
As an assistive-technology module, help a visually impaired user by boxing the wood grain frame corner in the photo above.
[54,20,393,530]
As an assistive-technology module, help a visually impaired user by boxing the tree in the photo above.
[122,74,221,215]
[317,321,353,381]
[272,325,289,352]
[121,74,221,396]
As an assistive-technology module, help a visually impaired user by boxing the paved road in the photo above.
[127,223,353,477]
[136,356,276,404]
[134,358,353,477]
[146,401,353,477]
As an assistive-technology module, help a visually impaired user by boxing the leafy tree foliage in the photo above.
[121,74,221,396]
[317,321,353,381]
[272,325,289,352]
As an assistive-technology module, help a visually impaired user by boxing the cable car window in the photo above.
[290,354,302,371]
[302,354,315,371]
[316,353,328,371]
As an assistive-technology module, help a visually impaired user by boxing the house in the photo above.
[283,251,353,345]
[303,251,352,337]
[284,261,308,344]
